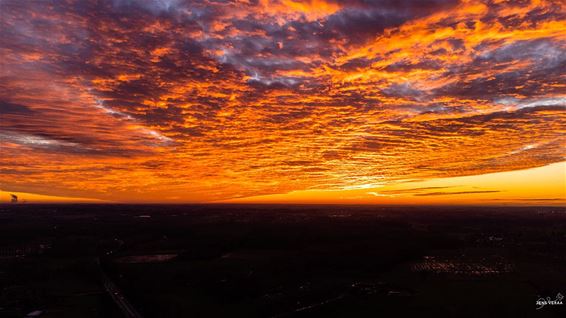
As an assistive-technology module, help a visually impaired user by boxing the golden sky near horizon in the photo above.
[1,0,565,204]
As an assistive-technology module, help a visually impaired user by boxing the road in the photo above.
[96,258,144,318]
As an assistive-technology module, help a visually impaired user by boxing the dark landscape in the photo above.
[0,204,564,317]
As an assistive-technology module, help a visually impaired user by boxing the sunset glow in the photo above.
[1,0,565,204]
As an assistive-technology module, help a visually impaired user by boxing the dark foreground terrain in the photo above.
[0,204,564,317]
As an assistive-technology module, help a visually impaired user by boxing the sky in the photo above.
[0,0,565,204]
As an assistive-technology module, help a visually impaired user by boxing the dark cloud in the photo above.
[323,0,460,45]
[505,198,565,201]
[415,190,501,196]
[0,101,35,114]
[381,186,455,194]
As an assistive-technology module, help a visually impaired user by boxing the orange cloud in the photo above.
[0,0,564,203]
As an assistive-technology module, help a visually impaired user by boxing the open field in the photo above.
[1,204,565,317]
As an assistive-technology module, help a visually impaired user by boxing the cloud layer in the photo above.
[1,0,565,201]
